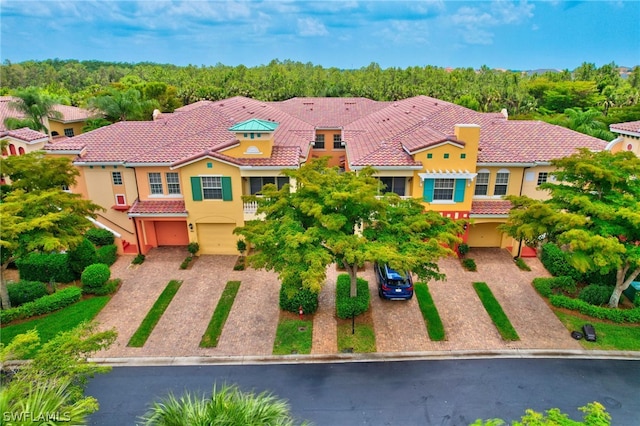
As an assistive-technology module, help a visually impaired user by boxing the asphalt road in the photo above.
[86,359,640,425]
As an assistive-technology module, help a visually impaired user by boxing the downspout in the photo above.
[514,166,529,259]
[132,167,142,255]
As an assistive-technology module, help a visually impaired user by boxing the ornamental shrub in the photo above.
[579,285,613,306]
[279,277,319,314]
[0,286,82,323]
[81,263,111,294]
[90,278,120,296]
[462,258,477,271]
[335,274,370,319]
[68,238,98,276]
[96,244,118,266]
[132,254,145,265]
[187,242,200,255]
[533,276,577,297]
[86,228,115,246]
[7,280,48,306]
[16,252,75,283]
[540,243,581,281]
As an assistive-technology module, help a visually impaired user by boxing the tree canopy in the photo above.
[0,151,102,308]
[2,86,62,134]
[235,159,461,297]
[500,149,640,307]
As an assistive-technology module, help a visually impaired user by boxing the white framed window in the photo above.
[433,178,455,201]
[474,170,489,196]
[333,134,343,149]
[112,171,123,185]
[166,172,181,194]
[115,194,127,206]
[494,170,510,196]
[149,173,163,195]
[202,176,222,200]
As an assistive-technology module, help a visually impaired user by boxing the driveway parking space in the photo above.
[94,247,580,359]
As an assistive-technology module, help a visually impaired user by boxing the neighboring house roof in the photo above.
[470,200,513,215]
[0,127,49,143]
[0,96,92,134]
[610,120,640,136]
[44,95,608,168]
[128,200,188,216]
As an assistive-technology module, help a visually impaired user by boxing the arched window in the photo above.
[494,169,510,196]
[9,144,16,155]
[18,147,25,155]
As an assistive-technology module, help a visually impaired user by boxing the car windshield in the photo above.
[385,266,410,285]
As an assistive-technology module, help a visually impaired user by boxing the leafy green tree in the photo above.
[563,108,614,140]
[0,323,116,425]
[501,149,640,307]
[0,152,102,309]
[81,117,111,133]
[3,87,62,134]
[235,159,460,297]
[141,383,306,426]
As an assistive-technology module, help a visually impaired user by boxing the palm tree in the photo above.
[563,107,614,140]
[88,88,157,122]
[3,87,62,135]
[140,384,306,426]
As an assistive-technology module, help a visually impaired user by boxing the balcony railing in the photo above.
[243,201,260,214]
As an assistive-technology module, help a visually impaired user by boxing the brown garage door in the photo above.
[196,223,236,254]
[467,222,503,247]
[155,221,189,246]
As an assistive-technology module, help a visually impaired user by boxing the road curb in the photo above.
[89,349,640,367]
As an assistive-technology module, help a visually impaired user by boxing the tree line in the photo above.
[1,59,639,139]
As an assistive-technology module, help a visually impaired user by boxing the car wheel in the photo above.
[378,288,383,299]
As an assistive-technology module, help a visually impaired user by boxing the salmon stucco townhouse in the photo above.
[608,120,640,157]
[43,96,607,256]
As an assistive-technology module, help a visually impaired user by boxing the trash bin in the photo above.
[622,281,640,304]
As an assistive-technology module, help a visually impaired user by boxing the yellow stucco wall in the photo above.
[609,135,640,156]
[472,166,525,199]
[222,133,273,158]
[520,166,555,200]
[49,120,85,138]
[134,166,185,200]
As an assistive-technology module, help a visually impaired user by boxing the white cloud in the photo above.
[297,17,328,37]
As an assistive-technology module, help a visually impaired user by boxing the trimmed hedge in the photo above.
[68,238,98,276]
[336,274,370,319]
[16,252,75,283]
[96,244,118,266]
[549,294,640,323]
[81,263,111,294]
[279,278,319,314]
[7,280,48,306]
[89,278,120,296]
[532,276,577,297]
[86,228,115,246]
[579,285,613,306]
[540,243,581,281]
[0,286,82,323]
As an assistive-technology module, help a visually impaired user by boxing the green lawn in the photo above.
[414,282,445,341]
[272,317,313,355]
[200,281,241,348]
[554,311,640,351]
[128,280,182,347]
[0,296,110,359]
[337,320,376,353]
[473,282,520,341]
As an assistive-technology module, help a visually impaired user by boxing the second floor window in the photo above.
[378,177,406,196]
[537,172,548,185]
[433,178,455,201]
[494,171,510,196]
[64,128,75,137]
[149,173,163,195]
[314,134,325,149]
[249,177,290,195]
[112,171,123,185]
[333,134,343,149]
[202,176,223,199]
[474,172,489,196]
[166,172,181,194]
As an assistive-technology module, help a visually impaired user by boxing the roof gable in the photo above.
[229,118,279,132]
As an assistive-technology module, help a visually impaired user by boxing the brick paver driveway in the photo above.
[94,247,579,359]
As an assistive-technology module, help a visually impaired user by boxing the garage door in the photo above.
[155,221,189,246]
[467,223,503,247]
[197,223,237,254]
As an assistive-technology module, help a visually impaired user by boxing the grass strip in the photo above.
[128,280,182,347]
[337,321,376,353]
[515,257,532,271]
[554,311,640,351]
[414,283,445,341]
[0,296,110,359]
[272,316,313,355]
[200,281,241,348]
[473,282,520,341]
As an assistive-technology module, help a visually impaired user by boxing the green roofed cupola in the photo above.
[224,119,279,158]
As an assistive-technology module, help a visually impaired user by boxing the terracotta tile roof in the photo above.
[128,199,187,215]
[0,127,49,143]
[172,146,302,168]
[45,95,609,169]
[610,120,640,135]
[0,96,92,130]
[470,200,513,215]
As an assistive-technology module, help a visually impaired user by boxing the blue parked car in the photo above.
[374,263,413,300]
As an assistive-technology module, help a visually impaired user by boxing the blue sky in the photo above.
[1,0,638,70]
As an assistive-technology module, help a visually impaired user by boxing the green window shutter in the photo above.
[423,179,434,202]
[454,179,466,202]
[191,177,202,201]
[222,176,233,201]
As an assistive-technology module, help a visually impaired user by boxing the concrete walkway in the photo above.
[94,247,586,360]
